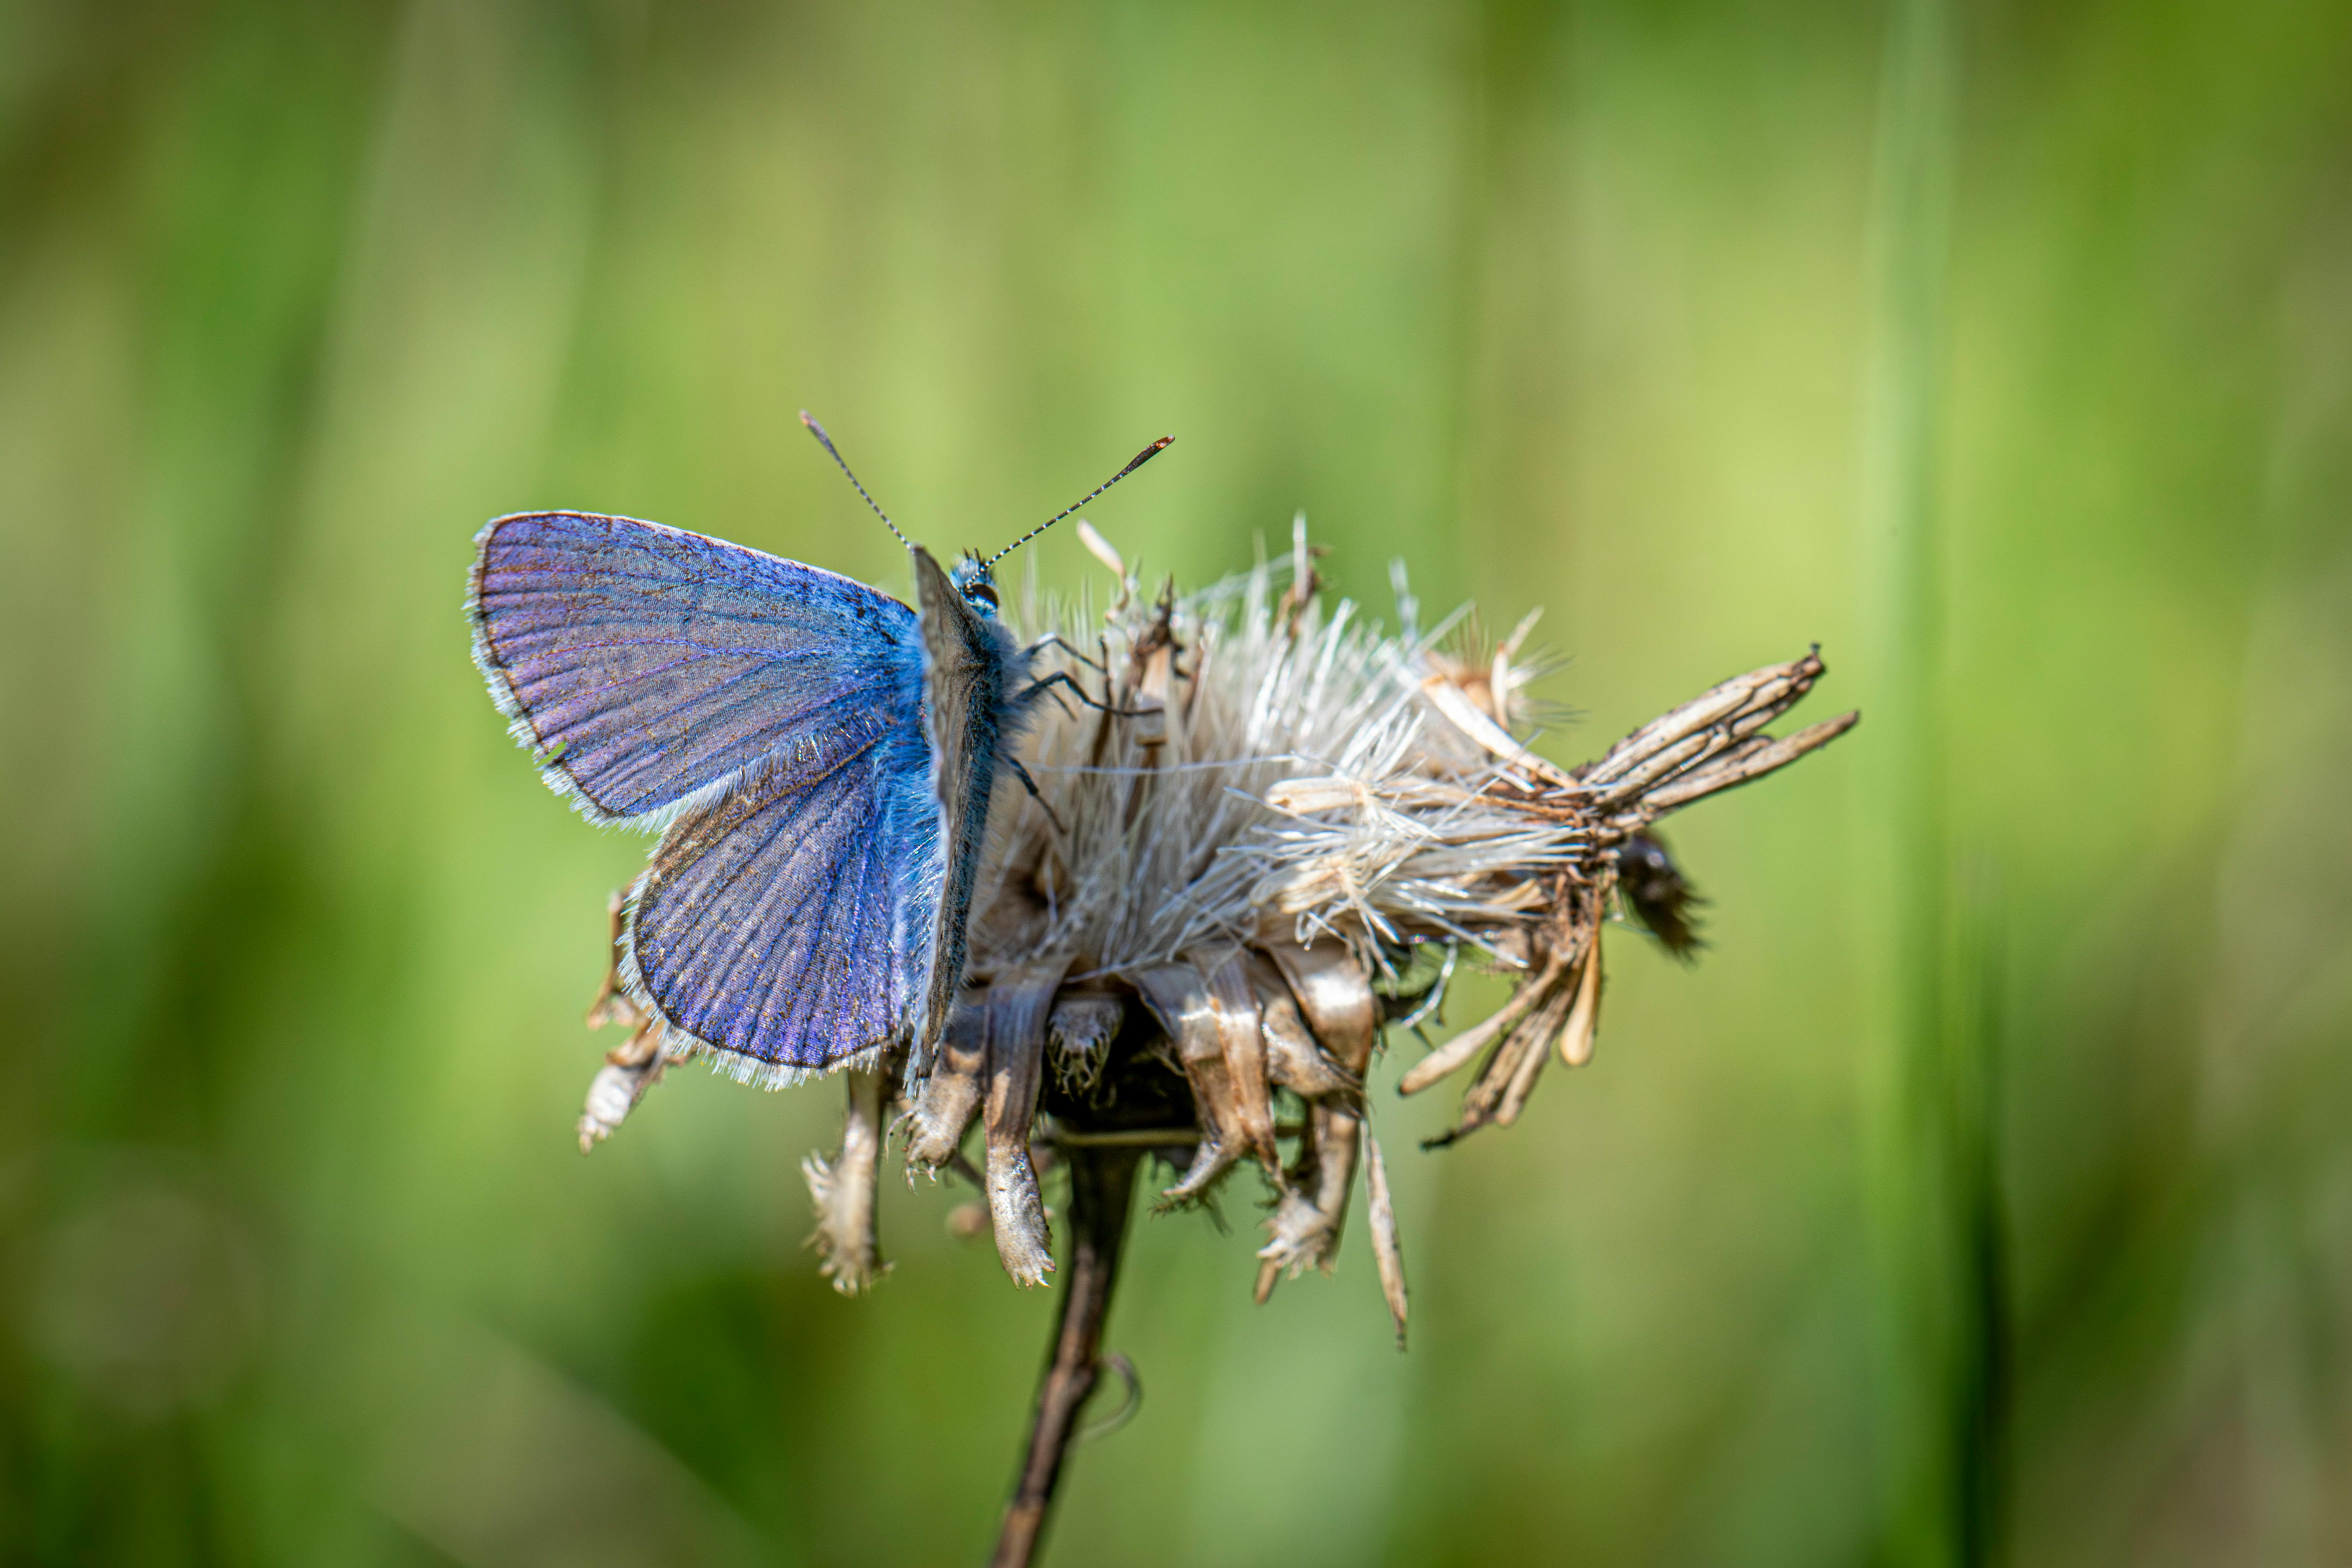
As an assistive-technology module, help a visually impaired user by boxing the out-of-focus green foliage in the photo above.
[5,2,2350,1564]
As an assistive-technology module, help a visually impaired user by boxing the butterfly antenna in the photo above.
[986,435,1173,569]
[800,410,912,548]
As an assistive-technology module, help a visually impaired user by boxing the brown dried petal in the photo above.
[1364,1131,1409,1349]
[1258,933,1379,1075]
[578,890,668,1151]
[1582,651,1823,788]
[984,959,1071,1287]
[1187,945,1278,1169]
[904,999,986,1175]
[1556,930,1604,1068]
[1127,638,1175,750]
[1306,1105,1363,1252]
[1396,947,1572,1096]
[582,890,639,1030]
[1638,711,1860,814]
[1262,1006,1360,1101]
[1255,1117,1329,1301]
[578,1015,664,1153]
[1074,517,1127,584]
[1419,672,1580,790]
[1132,963,1247,1203]
[1455,982,1573,1137]
[1255,1101,1364,1295]
[1244,951,1359,1098]
[805,1068,890,1294]
[1263,776,1372,815]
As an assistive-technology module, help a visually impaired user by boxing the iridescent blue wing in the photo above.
[468,510,919,825]
[471,511,950,1072]
[622,716,944,1079]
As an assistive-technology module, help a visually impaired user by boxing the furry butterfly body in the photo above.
[468,511,1030,1083]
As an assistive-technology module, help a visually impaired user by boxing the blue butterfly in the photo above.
[467,414,1171,1084]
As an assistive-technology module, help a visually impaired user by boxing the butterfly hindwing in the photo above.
[469,511,920,824]
[623,710,943,1079]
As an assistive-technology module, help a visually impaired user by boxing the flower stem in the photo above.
[989,1144,1142,1568]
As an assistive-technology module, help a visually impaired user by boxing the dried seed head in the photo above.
[568,529,1854,1317]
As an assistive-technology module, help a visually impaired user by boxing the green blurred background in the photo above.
[6,0,2351,1563]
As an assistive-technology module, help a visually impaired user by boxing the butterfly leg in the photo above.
[984,959,1078,1287]
[1024,631,1109,674]
[1019,670,1149,719]
[1004,755,1069,836]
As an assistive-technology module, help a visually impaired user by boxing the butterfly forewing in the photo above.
[470,511,918,824]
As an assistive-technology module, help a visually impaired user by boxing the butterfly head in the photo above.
[949,551,1001,618]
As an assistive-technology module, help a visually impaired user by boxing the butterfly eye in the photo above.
[965,579,1000,611]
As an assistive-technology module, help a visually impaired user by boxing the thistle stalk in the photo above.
[988,1145,1142,1568]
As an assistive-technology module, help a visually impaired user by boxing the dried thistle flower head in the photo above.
[577,525,1856,1335]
